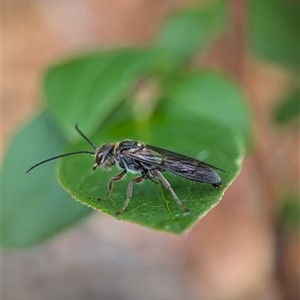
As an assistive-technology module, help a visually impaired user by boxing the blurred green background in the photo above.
[2,0,299,299]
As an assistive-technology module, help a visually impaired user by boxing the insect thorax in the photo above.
[115,140,146,173]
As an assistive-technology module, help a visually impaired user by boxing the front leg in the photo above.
[97,170,126,201]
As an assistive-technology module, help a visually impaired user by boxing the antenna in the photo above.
[75,124,97,150]
[26,125,97,173]
[26,151,95,173]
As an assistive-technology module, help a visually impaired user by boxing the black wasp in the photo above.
[27,125,224,215]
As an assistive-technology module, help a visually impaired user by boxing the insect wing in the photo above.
[124,145,223,185]
[148,145,222,185]
[124,146,165,166]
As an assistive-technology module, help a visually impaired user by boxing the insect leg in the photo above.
[98,170,126,201]
[142,170,160,185]
[115,175,144,216]
[152,169,190,213]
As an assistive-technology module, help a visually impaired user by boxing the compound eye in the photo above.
[94,152,103,167]
[93,152,103,170]
[96,153,103,164]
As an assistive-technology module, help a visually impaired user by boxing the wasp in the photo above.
[27,125,224,215]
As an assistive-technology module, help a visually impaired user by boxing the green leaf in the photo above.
[279,195,300,234]
[273,89,300,124]
[155,0,227,64]
[1,112,92,248]
[249,0,299,68]
[57,75,247,233]
[165,72,251,145]
[44,49,160,140]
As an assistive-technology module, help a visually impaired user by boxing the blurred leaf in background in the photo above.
[273,89,300,125]
[279,195,300,235]
[156,0,226,65]
[249,0,299,69]
[249,0,299,129]
[44,49,162,140]
[1,113,92,248]
[165,73,251,145]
